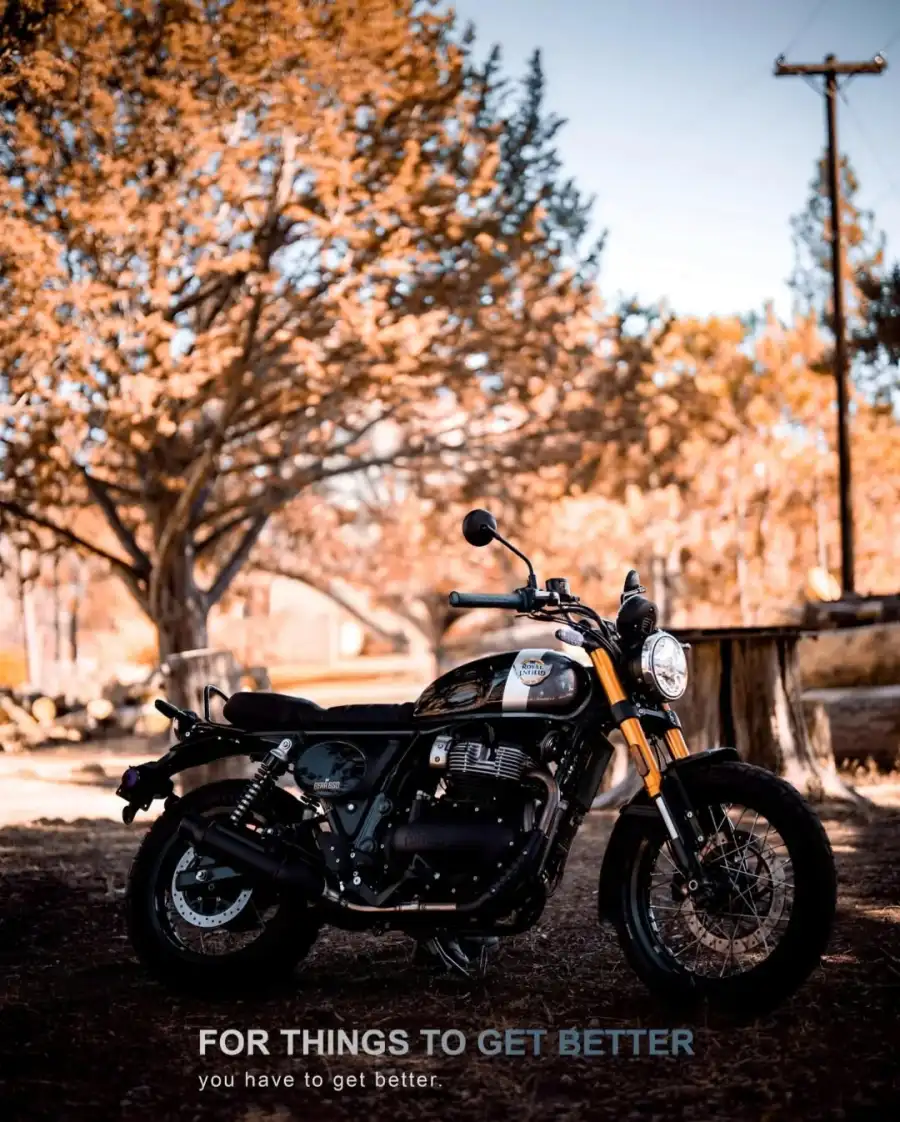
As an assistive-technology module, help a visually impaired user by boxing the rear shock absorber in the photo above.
[230,736,296,827]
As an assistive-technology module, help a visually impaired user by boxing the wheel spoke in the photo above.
[640,798,795,980]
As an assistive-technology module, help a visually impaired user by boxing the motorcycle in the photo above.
[118,509,837,1009]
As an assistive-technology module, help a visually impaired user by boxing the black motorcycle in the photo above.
[119,509,837,1009]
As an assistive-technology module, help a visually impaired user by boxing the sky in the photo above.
[447,0,900,321]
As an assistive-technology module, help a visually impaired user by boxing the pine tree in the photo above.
[789,150,885,336]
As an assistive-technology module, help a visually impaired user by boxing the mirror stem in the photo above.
[493,532,538,588]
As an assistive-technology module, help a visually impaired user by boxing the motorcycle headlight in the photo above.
[639,631,688,700]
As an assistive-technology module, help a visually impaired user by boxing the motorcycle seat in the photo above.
[222,690,417,732]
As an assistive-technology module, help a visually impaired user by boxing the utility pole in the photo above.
[774,52,887,597]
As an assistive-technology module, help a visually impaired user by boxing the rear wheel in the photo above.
[125,779,321,994]
[604,762,837,1011]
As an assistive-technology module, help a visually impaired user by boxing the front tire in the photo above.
[604,761,837,1012]
[125,779,321,994]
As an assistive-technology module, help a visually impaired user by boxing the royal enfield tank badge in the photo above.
[516,657,551,686]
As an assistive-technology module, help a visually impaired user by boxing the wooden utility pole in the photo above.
[774,52,887,596]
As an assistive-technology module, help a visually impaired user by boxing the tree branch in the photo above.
[252,559,411,653]
[194,510,253,555]
[0,499,146,591]
[206,511,269,607]
[81,468,151,574]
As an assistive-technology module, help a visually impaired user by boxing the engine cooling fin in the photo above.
[447,739,531,782]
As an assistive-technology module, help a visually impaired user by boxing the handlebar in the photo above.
[448,588,566,611]
[449,590,526,610]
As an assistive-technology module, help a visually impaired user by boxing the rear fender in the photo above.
[596,746,740,919]
[116,731,281,815]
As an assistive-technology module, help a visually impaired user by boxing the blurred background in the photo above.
[1,0,899,808]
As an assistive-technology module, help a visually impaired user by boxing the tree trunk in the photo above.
[70,557,84,667]
[156,583,247,794]
[16,549,41,689]
[52,554,62,665]
[672,633,865,804]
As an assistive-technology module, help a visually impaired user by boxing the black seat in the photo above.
[222,691,417,732]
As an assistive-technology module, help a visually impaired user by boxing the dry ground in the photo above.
[0,752,899,1122]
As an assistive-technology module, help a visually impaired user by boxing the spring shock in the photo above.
[229,737,296,827]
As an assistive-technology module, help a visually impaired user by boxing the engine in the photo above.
[385,728,545,903]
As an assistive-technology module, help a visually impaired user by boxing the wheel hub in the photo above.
[170,847,254,930]
[681,831,789,955]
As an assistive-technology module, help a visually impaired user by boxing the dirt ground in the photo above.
[1,758,899,1122]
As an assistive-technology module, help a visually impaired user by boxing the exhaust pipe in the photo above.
[179,766,560,917]
[179,815,325,897]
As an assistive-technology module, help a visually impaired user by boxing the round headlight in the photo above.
[639,632,688,700]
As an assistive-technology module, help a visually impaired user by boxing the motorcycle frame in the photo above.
[118,640,730,929]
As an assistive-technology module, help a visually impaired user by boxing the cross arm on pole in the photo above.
[773,54,887,78]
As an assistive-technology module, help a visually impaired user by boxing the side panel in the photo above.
[293,740,368,798]
[291,733,415,803]
[414,650,591,719]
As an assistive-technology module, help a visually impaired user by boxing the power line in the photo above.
[880,25,900,54]
[701,3,834,131]
[837,87,900,208]
[780,0,832,59]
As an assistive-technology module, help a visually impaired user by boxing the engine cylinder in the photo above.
[447,739,530,783]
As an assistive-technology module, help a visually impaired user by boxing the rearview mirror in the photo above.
[462,509,497,548]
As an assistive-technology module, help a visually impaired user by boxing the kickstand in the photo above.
[425,936,473,979]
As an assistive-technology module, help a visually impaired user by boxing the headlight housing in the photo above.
[639,631,688,700]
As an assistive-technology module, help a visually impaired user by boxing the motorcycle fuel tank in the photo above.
[414,650,591,720]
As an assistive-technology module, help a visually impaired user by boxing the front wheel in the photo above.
[125,779,321,994]
[604,761,837,1012]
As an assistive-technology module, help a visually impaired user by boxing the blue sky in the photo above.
[448,0,900,320]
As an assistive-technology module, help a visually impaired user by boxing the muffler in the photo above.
[179,815,325,897]
[389,821,515,864]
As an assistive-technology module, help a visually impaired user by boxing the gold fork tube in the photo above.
[589,648,662,798]
[662,704,690,759]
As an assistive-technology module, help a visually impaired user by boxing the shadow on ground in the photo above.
[1,801,898,1122]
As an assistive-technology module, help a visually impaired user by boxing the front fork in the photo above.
[589,649,708,886]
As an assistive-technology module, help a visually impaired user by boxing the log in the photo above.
[0,693,46,745]
[31,696,57,725]
[802,687,900,770]
[799,623,900,689]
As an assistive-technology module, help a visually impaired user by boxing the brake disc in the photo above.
[682,832,789,955]
[170,846,254,930]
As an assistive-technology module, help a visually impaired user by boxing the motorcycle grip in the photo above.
[449,591,524,609]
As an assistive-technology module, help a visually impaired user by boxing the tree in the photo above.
[855,263,900,399]
[0,1,602,714]
[789,150,885,336]
[254,479,527,673]
[788,149,896,402]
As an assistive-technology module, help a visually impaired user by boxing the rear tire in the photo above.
[603,762,837,1012]
[125,780,321,995]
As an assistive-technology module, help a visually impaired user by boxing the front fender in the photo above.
[596,746,740,920]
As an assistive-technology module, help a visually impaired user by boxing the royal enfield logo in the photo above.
[516,657,551,686]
